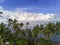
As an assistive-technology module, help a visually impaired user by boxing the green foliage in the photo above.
[16,39,28,45]
[0,18,60,45]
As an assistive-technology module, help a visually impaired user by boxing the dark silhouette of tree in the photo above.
[0,12,3,17]
[0,18,59,45]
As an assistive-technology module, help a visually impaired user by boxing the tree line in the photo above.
[0,12,60,45]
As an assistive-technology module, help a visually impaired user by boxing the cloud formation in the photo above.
[0,6,58,23]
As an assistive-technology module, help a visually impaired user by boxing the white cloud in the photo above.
[0,6,57,23]
[16,13,55,21]
[0,6,3,10]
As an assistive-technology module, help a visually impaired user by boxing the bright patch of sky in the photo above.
[0,0,60,23]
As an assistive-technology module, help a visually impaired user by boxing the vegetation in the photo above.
[0,12,60,45]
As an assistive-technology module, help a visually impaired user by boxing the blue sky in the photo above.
[0,0,60,14]
[0,0,60,23]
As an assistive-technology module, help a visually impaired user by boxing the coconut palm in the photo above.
[8,18,13,27]
[43,23,56,45]
[13,19,25,39]
[0,23,12,44]
[8,19,18,41]
[0,12,3,17]
[38,24,45,45]
[32,25,40,38]
[20,23,24,27]
[46,23,55,38]
[26,22,29,36]
[13,19,17,24]
[32,25,40,45]
[26,22,29,30]
[18,23,24,37]
[56,22,60,34]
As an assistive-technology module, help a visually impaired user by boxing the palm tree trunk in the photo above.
[35,38,37,45]
[46,34,50,45]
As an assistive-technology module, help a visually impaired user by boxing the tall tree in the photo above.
[32,25,40,45]
[0,12,3,17]
[56,22,60,34]
[43,23,55,45]
[26,22,29,30]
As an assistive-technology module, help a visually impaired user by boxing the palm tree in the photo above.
[21,30,26,37]
[18,23,24,37]
[13,19,17,24]
[0,23,4,35]
[26,22,29,36]
[8,18,13,26]
[0,23,6,38]
[8,19,18,40]
[32,25,40,45]
[46,23,55,38]
[0,12,3,18]
[43,23,56,45]
[37,23,56,45]
[32,25,40,38]
[20,23,24,27]
[13,19,25,39]
[0,23,9,45]
[38,24,44,45]
[56,22,60,34]
[26,22,29,30]
[12,19,19,38]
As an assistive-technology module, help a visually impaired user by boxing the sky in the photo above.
[0,0,60,23]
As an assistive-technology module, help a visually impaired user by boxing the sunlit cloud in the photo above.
[0,6,59,23]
